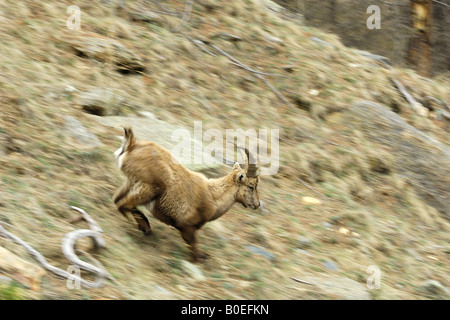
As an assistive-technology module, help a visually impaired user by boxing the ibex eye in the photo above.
[248,186,254,191]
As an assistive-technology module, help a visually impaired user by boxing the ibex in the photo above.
[113,127,261,262]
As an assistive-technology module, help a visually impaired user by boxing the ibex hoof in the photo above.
[192,252,209,263]
[138,225,153,236]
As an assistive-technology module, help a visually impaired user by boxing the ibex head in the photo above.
[233,146,261,210]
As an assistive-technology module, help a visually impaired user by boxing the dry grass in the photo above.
[0,0,449,299]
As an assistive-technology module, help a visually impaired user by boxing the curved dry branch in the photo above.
[0,206,110,288]
[0,224,105,288]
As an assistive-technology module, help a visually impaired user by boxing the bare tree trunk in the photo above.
[408,0,433,77]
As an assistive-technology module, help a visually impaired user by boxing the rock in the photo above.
[322,222,332,229]
[64,85,78,93]
[303,275,372,300]
[0,275,13,285]
[309,36,336,48]
[138,111,158,120]
[0,247,46,291]
[323,260,339,271]
[78,88,123,116]
[406,248,424,262]
[296,236,312,249]
[280,65,296,73]
[70,35,145,73]
[419,280,448,298]
[295,249,313,256]
[129,11,164,26]
[355,50,390,65]
[64,116,102,149]
[207,221,229,239]
[301,196,322,205]
[342,100,450,219]
[153,285,173,298]
[263,34,283,44]
[94,115,222,176]
[197,0,221,12]
[181,260,206,281]
[247,245,276,262]
[0,133,7,157]
[258,200,269,216]
[338,227,350,236]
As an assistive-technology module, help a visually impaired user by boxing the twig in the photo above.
[228,61,288,77]
[291,277,314,285]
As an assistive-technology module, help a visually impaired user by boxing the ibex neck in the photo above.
[207,173,238,221]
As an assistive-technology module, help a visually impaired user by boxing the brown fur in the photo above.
[113,127,260,262]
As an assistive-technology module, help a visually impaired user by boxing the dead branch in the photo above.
[228,61,288,77]
[424,95,449,112]
[209,44,293,107]
[69,206,105,249]
[183,33,216,56]
[391,78,428,116]
[0,224,105,288]
[0,206,110,288]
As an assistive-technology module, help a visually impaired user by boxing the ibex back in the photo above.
[113,127,261,262]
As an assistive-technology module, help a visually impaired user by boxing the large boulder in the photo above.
[342,100,450,219]
[69,34,145,73]
[94,115,224,177]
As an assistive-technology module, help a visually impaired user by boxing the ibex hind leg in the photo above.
[114,181,158,236]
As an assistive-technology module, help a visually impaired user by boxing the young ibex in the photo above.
[113,127,261,262]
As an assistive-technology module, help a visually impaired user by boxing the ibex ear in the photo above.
[232,162,242,171]
[236,170,246,183]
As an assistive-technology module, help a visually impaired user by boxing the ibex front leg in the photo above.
[179,226,208,263]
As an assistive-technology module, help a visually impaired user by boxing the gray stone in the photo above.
[78,88,123,116]
[181,260,206,281]
[343,100,450,219]
[295,249,313,256]
[309,37,336,48]
[247,245,276,262]
[323,260,339,271]
[420,280,447,297]
[129,11,164,26]
[296,236,312,249]
[70,36,145,73]
[322,222,332,229]
[0,275,13,285]
[64,116,102,148]
[94,115,222,176]
[302,274,371,300]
